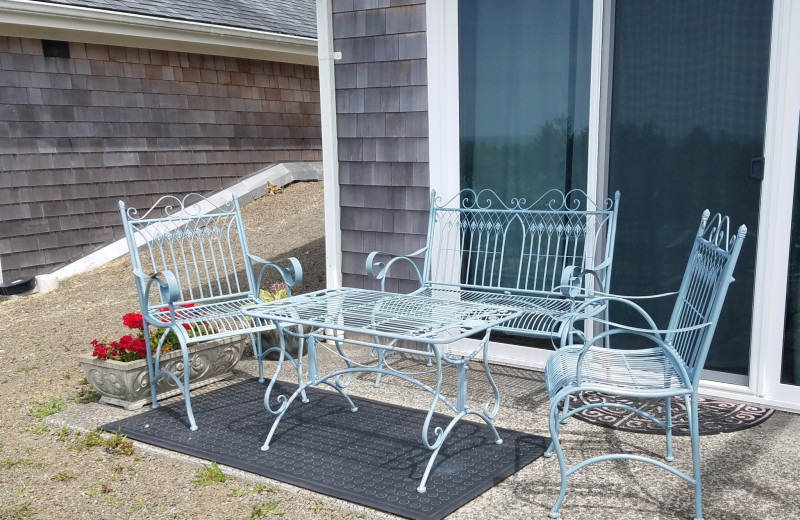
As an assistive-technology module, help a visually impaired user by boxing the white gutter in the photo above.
[0,0,317,64]
[316,0,342,289]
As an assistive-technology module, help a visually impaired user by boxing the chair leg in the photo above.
[143,331,158,409]
[664,396,674,462]
[687,394,704,520]
[544,395,568,458]
[547,394,570,518]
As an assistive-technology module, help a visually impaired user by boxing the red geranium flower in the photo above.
[122,312,144,330]
[92,308,210,362]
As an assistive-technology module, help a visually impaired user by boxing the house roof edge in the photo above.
[0,0,318,65]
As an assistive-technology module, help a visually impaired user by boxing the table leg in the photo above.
[417,333,503,493]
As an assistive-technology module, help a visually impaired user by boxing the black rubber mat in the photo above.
[103,379,547,520]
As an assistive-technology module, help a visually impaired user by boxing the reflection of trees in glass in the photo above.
[609,122,760,373]
[460,115,588,202]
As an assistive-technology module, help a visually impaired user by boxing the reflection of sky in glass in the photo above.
[459,0,592,142]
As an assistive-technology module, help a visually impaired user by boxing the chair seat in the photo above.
[149,297,273,343]
[415,286,600,337]
[546,345,688,398]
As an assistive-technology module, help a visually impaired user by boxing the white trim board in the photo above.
[0,0,317,64]
[316,0,342,290]
[51,162,323,280]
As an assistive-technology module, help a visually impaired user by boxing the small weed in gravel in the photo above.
[68,430,103,452]
[191,461,226,487]
[310,500,323,514]
[228,483,275,497]
[73,387,101,404]
[9,489,31,498]
[52,470,78,482]
[104,430,134,456]
[0,458,34,469]
[0,501,36,519]
[123,501,149,515]
[26,397,65,419]
[55,426,70,442]
[21,422,47,436]
[244,500,285,519]
[15,365,37,373]
[67,429,134,456]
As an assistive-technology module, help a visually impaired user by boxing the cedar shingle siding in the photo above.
[332,0,429,292]
[0,37,321,280]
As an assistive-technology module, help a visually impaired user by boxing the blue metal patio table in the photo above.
[242,287,522,493]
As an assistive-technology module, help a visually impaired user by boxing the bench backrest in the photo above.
[424,188,620,296]
[119,193,256,310]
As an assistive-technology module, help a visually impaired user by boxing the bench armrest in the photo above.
[558,265,616,298]
[365,247,427,292]
[249,254,303,296]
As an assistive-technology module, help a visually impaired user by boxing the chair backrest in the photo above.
[424,188,620,296]
[119,193,256,311]
[666,210,747,386]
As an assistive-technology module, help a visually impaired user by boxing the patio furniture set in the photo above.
[117,187,745,519]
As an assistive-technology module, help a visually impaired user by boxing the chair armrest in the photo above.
[134,268,181,327]
[249,255,303,296]
[365,247,427,292]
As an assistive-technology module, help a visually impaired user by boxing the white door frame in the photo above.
[749,0,800,409]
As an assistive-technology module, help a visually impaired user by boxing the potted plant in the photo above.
[78,310,245,410]
[259,282,308,361]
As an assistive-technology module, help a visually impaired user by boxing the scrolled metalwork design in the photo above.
[701,209,747,253]
[434,187,615,213]
[123,192,235,222]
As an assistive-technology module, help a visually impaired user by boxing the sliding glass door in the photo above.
[455,0,773,380]
[606,0,772,380]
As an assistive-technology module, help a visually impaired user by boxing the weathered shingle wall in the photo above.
[332,0,430,292]
[0,36,321,280]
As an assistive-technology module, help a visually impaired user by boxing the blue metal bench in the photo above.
[366,188,620,343]
[119,193,302,430]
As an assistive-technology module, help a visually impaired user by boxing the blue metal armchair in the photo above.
[544,210,746,519]
[119,193,303,431]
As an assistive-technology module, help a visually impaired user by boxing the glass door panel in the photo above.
[782,118,800,386]
[607,0,772,377]
[458,0,592,199]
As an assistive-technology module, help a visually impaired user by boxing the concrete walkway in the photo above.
[50,347,800,520]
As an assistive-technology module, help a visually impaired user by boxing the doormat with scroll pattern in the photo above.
[103,379,547,520]
[568,391,774,435]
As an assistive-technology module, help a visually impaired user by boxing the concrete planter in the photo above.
[78,338,245,410]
